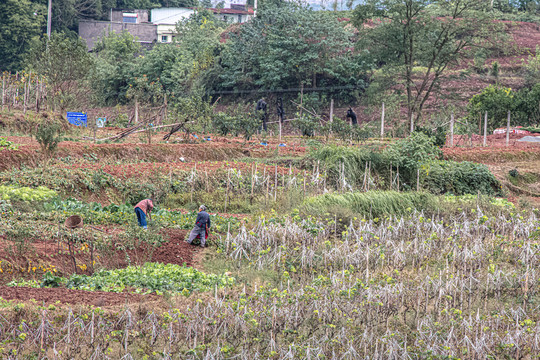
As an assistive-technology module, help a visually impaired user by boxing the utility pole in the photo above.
[47,0,52,39]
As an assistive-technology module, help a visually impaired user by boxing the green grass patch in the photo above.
[301,191,437,219]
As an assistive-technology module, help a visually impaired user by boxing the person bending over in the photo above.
[187,205,211,248]
[134,198,153,230]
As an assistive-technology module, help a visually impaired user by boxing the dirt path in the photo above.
[0,286,160,306]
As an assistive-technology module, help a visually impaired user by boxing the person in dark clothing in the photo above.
[346,108,358,126]
[187,205,211,247]
[256,98,268,131]
[276,97,284,124]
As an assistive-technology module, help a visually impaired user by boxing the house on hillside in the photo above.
[151,8,195,43]
[150,6,253,43]
[211,5,254,24]
[79,9,157,50]
[79,5,254,51]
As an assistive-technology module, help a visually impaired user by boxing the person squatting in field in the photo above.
[134,198,153,230]
[186,205,211,248]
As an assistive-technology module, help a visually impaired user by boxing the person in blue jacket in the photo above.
[186,205,211,248]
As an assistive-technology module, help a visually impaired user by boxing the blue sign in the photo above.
[67,112,87,127]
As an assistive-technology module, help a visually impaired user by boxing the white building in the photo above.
[150,6,253,43]
[151,7,195,43]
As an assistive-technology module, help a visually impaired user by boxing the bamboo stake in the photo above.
[250,163,254,201]
[483,111,488,147]
[506,110,511,147]
[450,111,454,147]
[35,77,39,111]
[23,80,27,114]
[1,74,4,112]
[299,84,304,118]
[380,102,385,139]
[390,166,393,190]
[274,165,278,202]
[91,310,95,344]
[265,168,269,206]
[40,310,45,349]
[135,97,139,123]
[225,168,230,213]
[288,163,292,189]
[329,98,334,122]
[303,170,306,197]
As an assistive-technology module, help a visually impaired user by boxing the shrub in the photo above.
[422,160,502,196]
[467,85,515,130]
[212,112,236,136]
[211,110,260,140]
[35,121,63,158]
[414,126,447,148]
[523,45,540,87]
[385,132,442,188]
[295,114,318,137]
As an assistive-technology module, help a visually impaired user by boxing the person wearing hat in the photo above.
[187,205,211,248]
[134,198,153,230]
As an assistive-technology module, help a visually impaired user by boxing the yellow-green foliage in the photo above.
[0,185,57,202]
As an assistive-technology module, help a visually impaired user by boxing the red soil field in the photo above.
[443,134,540,163]
[0,286,160,306]
[0,229,203,305]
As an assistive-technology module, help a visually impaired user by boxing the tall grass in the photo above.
[308,145,381,186]
[301,190,437,218]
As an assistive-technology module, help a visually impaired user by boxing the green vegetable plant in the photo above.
[0,185,57,202]
[0,137,19,151]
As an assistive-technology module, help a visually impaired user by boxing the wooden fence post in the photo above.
[410,112,414,134]
[134,98,139,123]
[1,74,4,112]
[380,102,385,139]
[274,165,278,202]
[163,93,168,123]
[483,111,488,147]
[35,77,39,111]
[506,110,511,147]
[265,168,269,206]
[329,98,334,122]
[299,84,304,118]
[225,168,230,213]
[303,170,306,198]
[23,79,27,114]
[450,112,454,147]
